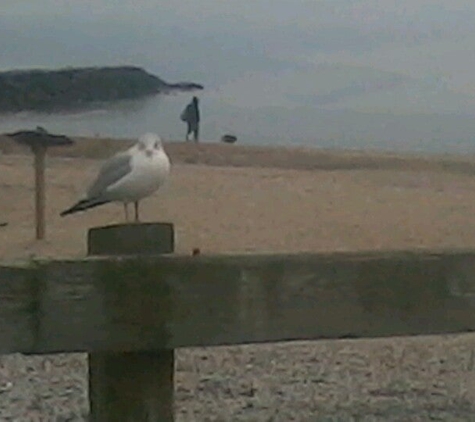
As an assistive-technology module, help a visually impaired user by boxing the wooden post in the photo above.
[87,223,175,422]
[33,145,46,240]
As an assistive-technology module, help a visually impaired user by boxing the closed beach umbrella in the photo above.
[5,126,74,239]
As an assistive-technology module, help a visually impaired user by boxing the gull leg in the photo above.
[134,201,140,223]
[123,203,129,222]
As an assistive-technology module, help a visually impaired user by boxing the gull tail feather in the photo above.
[60,198,110,217]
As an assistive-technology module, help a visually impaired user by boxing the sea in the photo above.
[2,1,475,155]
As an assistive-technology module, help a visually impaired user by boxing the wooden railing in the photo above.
[1,223,475,421]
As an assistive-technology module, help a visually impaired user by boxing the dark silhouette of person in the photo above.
[180,96,200,142]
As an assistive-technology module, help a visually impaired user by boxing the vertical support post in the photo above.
[87,223,175,422]
[33,145,46,240]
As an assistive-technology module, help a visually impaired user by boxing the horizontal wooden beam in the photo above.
[1,249,475,354]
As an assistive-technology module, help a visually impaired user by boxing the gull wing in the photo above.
[87,151,133,199]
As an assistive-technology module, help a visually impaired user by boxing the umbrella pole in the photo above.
[33,145,46,240]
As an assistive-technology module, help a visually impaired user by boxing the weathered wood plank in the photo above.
[0,265,39,351]
[87,223,174,256]
[89,352,174,421]
[87,223,174,422]
[1,249,475,354]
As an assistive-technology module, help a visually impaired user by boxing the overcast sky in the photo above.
[2,0,475,87]
[2,1,475,147]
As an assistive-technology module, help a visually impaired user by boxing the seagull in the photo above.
[60,132,170,222]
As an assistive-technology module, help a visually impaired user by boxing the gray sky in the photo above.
[1,1,475,114]
[2,0,475,79]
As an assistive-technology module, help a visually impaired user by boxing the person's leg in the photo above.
[194,124,199,143]
[186,122,192,141]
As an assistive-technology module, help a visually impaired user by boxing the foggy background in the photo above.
[1,0,475,153]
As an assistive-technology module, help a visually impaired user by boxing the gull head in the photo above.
[137,132,163,157]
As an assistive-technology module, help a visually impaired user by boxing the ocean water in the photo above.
[2,1,475,154]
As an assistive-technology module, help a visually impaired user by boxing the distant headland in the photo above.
[0,66,203,113]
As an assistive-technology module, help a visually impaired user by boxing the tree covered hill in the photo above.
[0,66,203,112]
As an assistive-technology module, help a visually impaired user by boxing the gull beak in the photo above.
[145,150,153,157]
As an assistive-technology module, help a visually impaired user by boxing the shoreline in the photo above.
[2,135,475,175]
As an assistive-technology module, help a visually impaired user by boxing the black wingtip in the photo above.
[59,208,75,217]
[60,199,84,217]
[60,198,109,217]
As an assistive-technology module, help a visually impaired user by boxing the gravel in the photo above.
[2,334,475,421]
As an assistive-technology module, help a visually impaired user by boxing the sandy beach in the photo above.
[1,137,475,420]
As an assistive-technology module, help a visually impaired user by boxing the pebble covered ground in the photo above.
[2,335,475,420]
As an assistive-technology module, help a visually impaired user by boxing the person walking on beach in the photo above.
[180,96,200,142]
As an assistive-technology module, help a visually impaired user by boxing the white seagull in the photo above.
[60,132,170,222]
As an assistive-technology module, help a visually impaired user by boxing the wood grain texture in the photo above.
[33,146,46,240]
[1,249,475,354]
[87,223,175,422]
[88,223,175,256]
[89,351,174,421]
